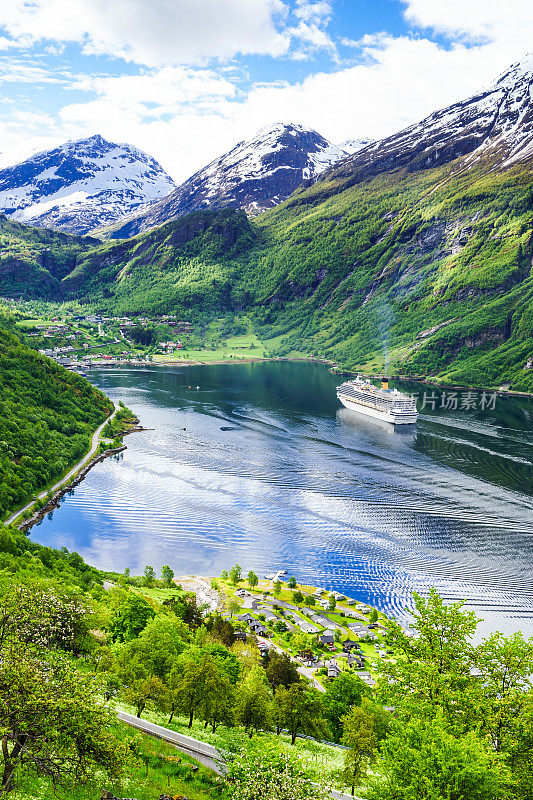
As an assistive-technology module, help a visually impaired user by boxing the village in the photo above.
[0,298,269,372]
[216,568,404,690]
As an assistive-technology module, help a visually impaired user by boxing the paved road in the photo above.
[117,711,224,773]
[5,404,118,526]
[117,711,359,799]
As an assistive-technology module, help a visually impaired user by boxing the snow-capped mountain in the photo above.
[339,137,375,154]
[0,135,176,235]
[107,123,349,239]
[328,54,533,185]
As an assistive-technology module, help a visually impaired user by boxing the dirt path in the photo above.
[176,575,220,612]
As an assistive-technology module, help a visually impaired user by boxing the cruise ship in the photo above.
[337,376,418,425]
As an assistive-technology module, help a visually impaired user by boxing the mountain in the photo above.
[105,123,349,238]
[3,57,533,392]
[0,135,176,235]
[0,214,98,298]
[339,137,375,154]
[324,55,533,187]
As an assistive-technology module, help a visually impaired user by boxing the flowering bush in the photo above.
[226,738,325,800]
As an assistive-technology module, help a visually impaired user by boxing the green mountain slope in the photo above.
[0,315,113,519]
[51,155,533,391]
[0,214,98,298]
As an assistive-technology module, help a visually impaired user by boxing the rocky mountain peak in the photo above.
[106,122,351,238]
[0,135,176,235]
[326,54,533,186]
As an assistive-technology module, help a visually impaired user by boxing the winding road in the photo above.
[5,404,118,526]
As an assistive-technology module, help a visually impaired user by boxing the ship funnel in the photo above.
[381,379,389,391]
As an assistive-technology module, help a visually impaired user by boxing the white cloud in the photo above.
[0,0,290,66]
[0,0,531,185]
[401,0,533,44]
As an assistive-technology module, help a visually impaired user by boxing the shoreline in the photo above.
[88,356,533,400]
[5,406,150,531]
[19,444,128,532]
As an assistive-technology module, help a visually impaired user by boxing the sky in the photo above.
[0,0,532,182]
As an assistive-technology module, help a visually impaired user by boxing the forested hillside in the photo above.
[0,214,97,297]
[47,156,533,391]
[0,315,113,519]
[1,522,533,800]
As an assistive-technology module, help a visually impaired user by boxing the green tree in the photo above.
[124,674,166,718]
[328,595,336,612]
[341,702,379,796]
[292,590,304,604]
[108,592,155,642]
[323,671,369,742]
[378,588,478,731]
[228,599,241,617]
[369,609,378,623]
[367,713,509,800]
[266,651,300,694]
[247,570,258,590]
[236,666,273,736]
[288,576,297,589]
[274,682,325,745]
[229,564,242,586]
[143,564,156,587]
[273,581,282,597]
[473,631,533,752]
[161,564,174,586]
[0,585,127,793]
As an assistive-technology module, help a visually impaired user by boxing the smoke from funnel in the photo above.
[376,304,394,376]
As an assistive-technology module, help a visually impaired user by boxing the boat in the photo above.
[337,376,418,425]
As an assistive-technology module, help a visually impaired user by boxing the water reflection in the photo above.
[31,362,533,637]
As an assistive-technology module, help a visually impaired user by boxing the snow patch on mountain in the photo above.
[107,123,352,238]
[339,137,375,154]
[328,54,533,185]
[0,134,176,235]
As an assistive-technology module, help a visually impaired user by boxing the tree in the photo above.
[120,615,187,680]
[161,564,174,586]
[0,587,127,794]
[292,590,304,604]
[323,671,369,742]
[247,570,258,590]
[273,580,282,597]
[377,588,478,731]
[369,609,378,623]
[288,576,297,589]
[200,669,236,733]
[108,592,155,642]
[328,595,336,612]
[227,738,324,800]
[266,651,300,694]
[473,631,533,752]
[143,564,156,587]
[274,682,325,745]
[229,564,242,586]
[174,649,226,728]
[367,713,509,800]
[341,702,379,796]
[236,666,273,736]
[124,674,166,718]
[228,599,241,617]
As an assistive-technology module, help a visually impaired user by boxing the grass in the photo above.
[10,722,227,800]
[117,702,345,786]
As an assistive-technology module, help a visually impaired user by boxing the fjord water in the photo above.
[33,362,533,636]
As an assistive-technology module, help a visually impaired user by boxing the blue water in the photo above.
[32,362,533,637]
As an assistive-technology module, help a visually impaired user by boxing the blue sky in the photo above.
[0,0,531,180]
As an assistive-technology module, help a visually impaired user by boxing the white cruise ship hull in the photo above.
[337,393,418,425]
